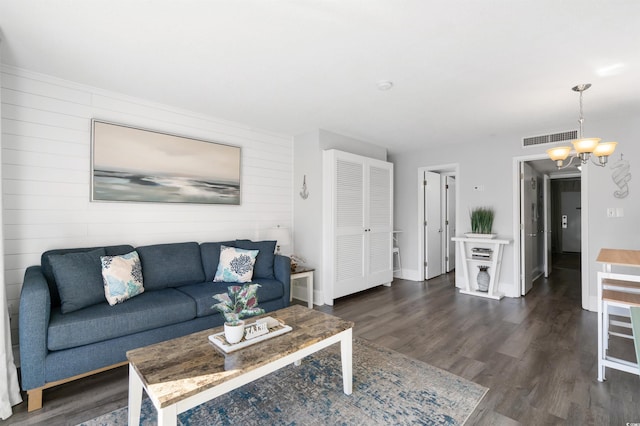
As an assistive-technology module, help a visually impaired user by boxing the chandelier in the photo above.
[546,84,618,169]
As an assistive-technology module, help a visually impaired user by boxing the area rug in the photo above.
[79,339,487,426]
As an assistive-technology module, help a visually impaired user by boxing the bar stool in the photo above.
[392,231,402,275]
[630,306,640,376]
[393,246,402,274]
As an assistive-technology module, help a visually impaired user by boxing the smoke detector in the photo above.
[377,80,394,91]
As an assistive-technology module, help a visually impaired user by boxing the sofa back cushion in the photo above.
[49,248,107,314]
[42,245,135,307]
[235,240,277,279]
[200,241,235,282]
[136,242,205,290]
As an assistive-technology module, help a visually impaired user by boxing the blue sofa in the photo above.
[19,240,290,411]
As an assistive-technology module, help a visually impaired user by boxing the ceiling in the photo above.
[1,1,639,154]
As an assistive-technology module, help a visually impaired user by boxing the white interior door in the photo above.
[543,174,552,277]
[445,176,456,272]
[520,162,535,295]
[367,162,393,285]
[334,158,366,298]
[424,171,442,279]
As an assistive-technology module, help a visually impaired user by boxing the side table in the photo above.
[291,268,314,308]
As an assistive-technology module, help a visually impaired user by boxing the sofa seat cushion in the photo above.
[47,288,196,351]
[175,279,285,318]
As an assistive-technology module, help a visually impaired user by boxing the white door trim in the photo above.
[512,154,589,309]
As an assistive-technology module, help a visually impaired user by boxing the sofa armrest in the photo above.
[19,265,52,390]
[274,255,291,305]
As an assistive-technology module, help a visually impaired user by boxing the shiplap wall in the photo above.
[1,66,293,347]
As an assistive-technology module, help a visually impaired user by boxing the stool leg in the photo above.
[392,248,402,274]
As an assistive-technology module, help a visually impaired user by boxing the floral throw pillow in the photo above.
[101,250,144,306]
[214,245,259,283]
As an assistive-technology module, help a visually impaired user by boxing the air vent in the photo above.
[523,130,578,147]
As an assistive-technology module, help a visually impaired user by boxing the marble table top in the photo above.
[126,305,354,408]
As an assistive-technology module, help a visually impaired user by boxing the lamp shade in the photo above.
[264,226,291,249]
[546,146,571,161]
[593,141,618,157]
[572,138,601,153]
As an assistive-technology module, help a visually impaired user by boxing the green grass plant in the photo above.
[470,207,494,234]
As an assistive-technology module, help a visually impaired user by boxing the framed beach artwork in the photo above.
[91,120,241,204]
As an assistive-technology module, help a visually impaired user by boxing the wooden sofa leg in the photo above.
[27,388,43,412]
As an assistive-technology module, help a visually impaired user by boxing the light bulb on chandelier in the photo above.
[546,84,618,169]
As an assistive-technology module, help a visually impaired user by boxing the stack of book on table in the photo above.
[471,247,492,260]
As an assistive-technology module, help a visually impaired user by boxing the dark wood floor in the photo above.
[6,259,640,425]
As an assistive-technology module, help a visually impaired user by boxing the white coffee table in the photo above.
[127,305,354,426]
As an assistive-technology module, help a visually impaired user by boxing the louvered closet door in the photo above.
[334,158,366,299]
[367,161,393,287]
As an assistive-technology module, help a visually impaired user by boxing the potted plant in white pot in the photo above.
[212,284,264,344]
[466,207,496,238]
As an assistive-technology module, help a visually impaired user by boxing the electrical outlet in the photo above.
[473,185,485,192]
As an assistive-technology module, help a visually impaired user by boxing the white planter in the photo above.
[464,233,496,239]
[224,320,245,344]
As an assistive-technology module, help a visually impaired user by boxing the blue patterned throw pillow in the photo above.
[101,250,144,305]
[214,245,259,283]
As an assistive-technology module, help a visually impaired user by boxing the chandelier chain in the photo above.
[578,90,584,137]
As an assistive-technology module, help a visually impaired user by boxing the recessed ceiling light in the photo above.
[377,80,393,91]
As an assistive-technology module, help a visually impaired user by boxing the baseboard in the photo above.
[395,269,421,281]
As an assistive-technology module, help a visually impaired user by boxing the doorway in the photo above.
[418,165,458,282]
[515,157,582,296]
[551,177,582,268]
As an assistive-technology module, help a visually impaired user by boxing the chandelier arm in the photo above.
[558,155,579,170]
[590,154,606,168]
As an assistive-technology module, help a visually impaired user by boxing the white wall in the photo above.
[293,129,387,305]
[584,112,640,310]
[390,110,640,307]
[1,66,294,346]
[292,131,323,302]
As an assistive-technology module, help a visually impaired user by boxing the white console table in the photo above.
[451,236,511,300]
